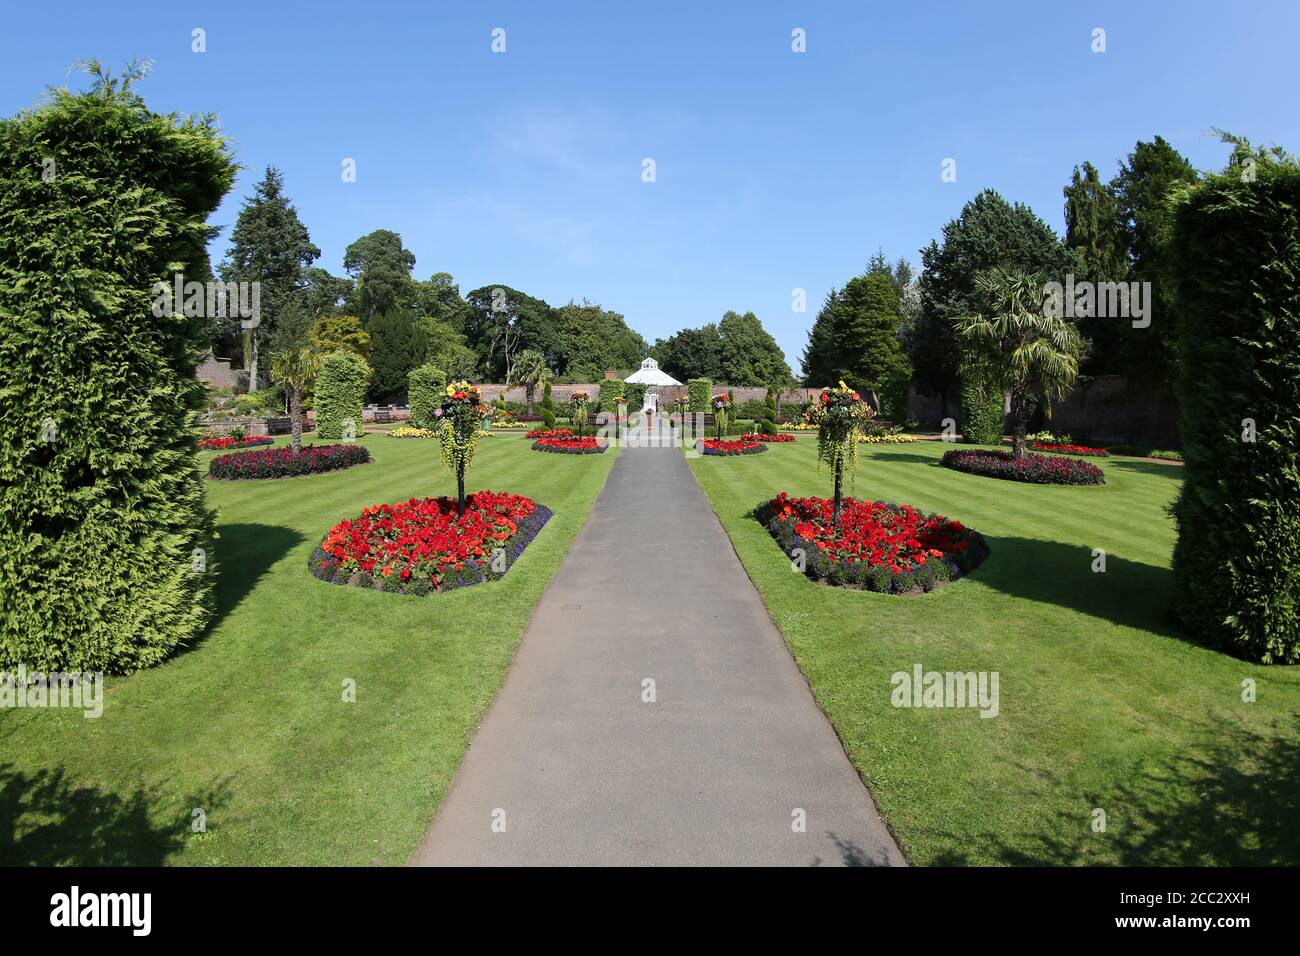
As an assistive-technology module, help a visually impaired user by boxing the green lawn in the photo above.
[0,432,615,865]
[689,436,1300,866]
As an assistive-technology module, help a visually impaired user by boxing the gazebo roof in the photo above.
[624,357,682,387]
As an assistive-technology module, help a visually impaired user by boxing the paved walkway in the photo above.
[412,444,904,867]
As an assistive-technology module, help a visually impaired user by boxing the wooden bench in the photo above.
[373,409,393,424]
[265,416,292,435]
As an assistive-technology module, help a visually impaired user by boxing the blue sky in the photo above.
[4,1,1298,370]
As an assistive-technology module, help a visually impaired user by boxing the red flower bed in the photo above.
[741,433,796,443]
[756,493,989,593]
[942,449,1104,485]
[1027,441,1110,458]
[209,444,371,479]
[308,490,552,595]
[696,438,767,456]
[532,435,608,454]
[197,435,274,450]
[525,428,574,440]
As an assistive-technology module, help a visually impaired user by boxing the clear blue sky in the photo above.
[4,1,1297,370]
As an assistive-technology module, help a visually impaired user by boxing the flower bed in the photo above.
[780,423,818,431]
[941,449,1104,485]
[532,436,608,454]
[1027,441,1110,458]
[307,490,552,595]
[196,435,275,450]
[858,433,919,444]
[389,426,436,439]
[525,428,574,440]
[755,493,989,594]
[696,438,767,456]
[209,444,371,480]
[741,433,796,443]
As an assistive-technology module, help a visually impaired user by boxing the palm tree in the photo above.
[271,346,323,454]
[955,267,1082,458]
[507,348,550,414]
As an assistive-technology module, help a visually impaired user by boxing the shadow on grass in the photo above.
[178,523,304,660]
[1103,458,1186,480]
[929,718,1300,866]
[0,763,231,865]
[973,535,1179,638]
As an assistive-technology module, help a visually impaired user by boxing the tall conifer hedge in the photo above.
[0,69,236,673]
[1167,140,1300,663]
[315,351,370,439]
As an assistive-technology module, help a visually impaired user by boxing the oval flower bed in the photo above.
[741,433,796,443]
[197,435,275,450]
[941,448,1104,485]
[525,428,574,440]
[307,490,552,595]
[209,444,371,480]
[696,438,767,456]
[532,435,608,454]
[756,493,989,594]
[1027,441,1110,458]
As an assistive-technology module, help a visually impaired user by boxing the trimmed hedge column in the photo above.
[1167,142,1300,663]
[959,376,1004,445]
[687,378,712,413]
[0,76,236,673]
[407,364,446,429]
[316,352,370,439]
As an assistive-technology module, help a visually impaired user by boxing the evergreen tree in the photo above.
[800,289,839,386]
[343,229,416,323]
[367,310,426,403]
[831,274,911,410]
[220,167,320,390]
[717,310,792,386]
[1064,162,1130,374]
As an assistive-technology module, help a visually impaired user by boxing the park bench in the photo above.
[265,416,292,435]
[373,409,393,424]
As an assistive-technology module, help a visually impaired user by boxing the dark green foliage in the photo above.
[916,189,1072,403]
[832,274,911,408]
[1064,162,1130,375]
[880,373,911,423]
[555,300,648,380]
[599,379,625,412]
[760,388,779,435]
[366,309,425,403]
[407,365,446,429]
[1166,137,1300,663]
[800,290,839,385]
[315,352,370,439]
[960,377,1004,444]
[655,324,723,381]
[687,378,712,412]
[464,285,560,381]
[717,310,793,386]
[343,229,416,322]
[0,65,235,673]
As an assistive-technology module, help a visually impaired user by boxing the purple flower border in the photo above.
[941,449,1105,486]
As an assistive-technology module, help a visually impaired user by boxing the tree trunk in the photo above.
[247,332,258,393]
[457,464,466,516]
[526,385,535,415]
[290,386,303,455]
[1010,388,1029,458]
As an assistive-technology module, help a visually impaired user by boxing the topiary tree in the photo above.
[540,380,557,429]
[1166,135,1300,663]
[316,350,370,439]
[760,387,779,435]
[407,364,446,429]
[959,376,1004,445]
[439,381,481,514]
[0,61,236,674]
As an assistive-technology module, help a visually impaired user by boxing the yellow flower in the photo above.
[445,385,455,396]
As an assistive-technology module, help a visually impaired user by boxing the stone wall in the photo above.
[906,376,1181,447]
[195,350,249,392]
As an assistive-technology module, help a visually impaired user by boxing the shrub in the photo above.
[0,70,236,674]
[960,376,1003,444]
[1166,139,1300,662]
[687,378,712,413]
[316,351,370,439]
[880,373,911,424]
[599,379,625,412]
[308,490,552,595]
[941,449,1104,485]
[755,493,989,594]
[209,444,371,479]
[760,388,779,436]
[540,381,557,430]
[407,364,446,429]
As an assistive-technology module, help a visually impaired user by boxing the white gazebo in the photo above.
[624,358,682,416]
